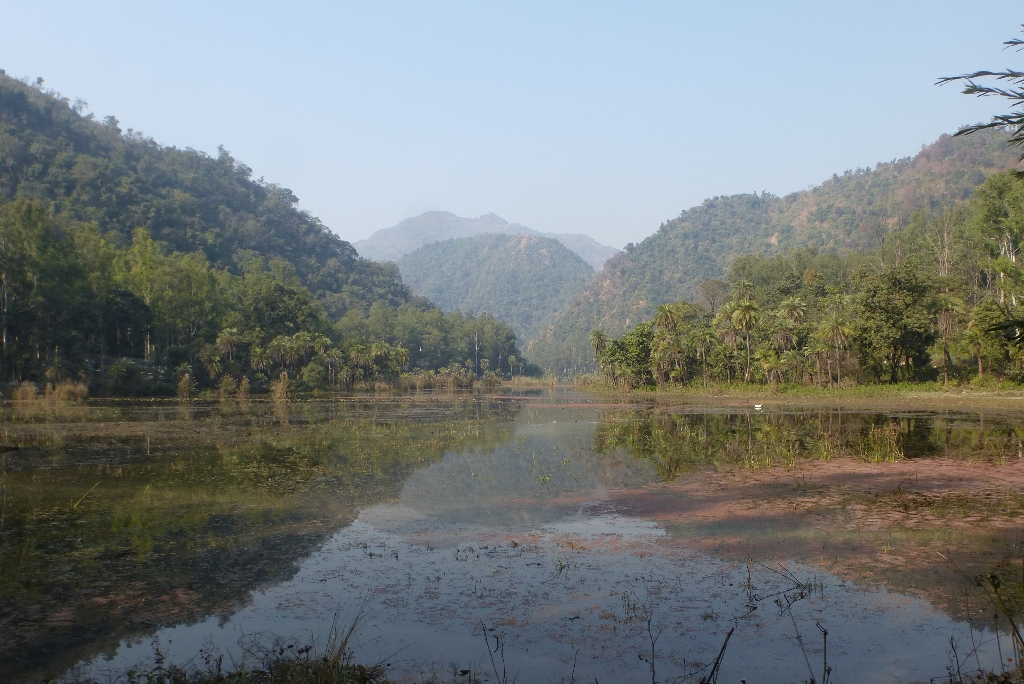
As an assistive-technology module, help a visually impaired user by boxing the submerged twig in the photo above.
[700,626,734,684]
[72,480,101,509]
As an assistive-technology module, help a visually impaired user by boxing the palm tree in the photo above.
[348,344,370,385]
[370,342,391,384]
[823,292,852,317]
[691,328,715,387]
[216,328,241,361]
[199,345,222,380]
[508,355,517,378]
[804,339,829,387]
[816,313,852,387]
[292,332,314,359]
[773,317,796,352]
[931,293,965,385]
[777,296,807,324]
[324,347,345,386]
[781,348,803,384]
[731,300,761,382]
[963,322,986,379]
[669,335,688,384]
[754,348,781,385]
[653,304,680,334]
[392,346,410,372]
[732,279,754,303]
[714,304,740,382]
[268,336,290,367]
[312,334,332,355]
[651,333,673,385]
[250,346,271,373]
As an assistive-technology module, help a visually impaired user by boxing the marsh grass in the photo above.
[66,615,388,684]
[271,372,293,403]
[859,424,904,463]
[944,557,1024,684]
[1,400,520,683]
[11,380,88,403]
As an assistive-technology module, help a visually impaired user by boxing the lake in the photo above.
[2,391,1023,683]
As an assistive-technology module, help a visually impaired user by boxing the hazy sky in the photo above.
[1,2,1018,248]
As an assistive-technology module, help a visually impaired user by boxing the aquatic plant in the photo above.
[859,423,904,463]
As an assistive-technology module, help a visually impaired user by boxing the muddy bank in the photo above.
[611,455,1024,620]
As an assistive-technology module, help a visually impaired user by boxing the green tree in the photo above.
[731,299,761,382]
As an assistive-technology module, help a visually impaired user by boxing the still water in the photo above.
[2,392,1023,683]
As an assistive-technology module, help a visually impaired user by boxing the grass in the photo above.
[67,616,389,684]
[573,376,1024,408]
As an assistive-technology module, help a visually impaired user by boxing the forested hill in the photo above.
[530,127,1021,373]
[398,233,594,342]
[0,73,534,392]
[0,71,412,319]
[355,211,621,271]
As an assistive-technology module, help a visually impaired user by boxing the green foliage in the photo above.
[0,75,537,391]
[335,302,532,377]
[938,24,1024,161]
[1,401,518,680]
[398,233,593,342]
[0,72,410,319]
[591,171,1024,388]
[538,129,1021,371]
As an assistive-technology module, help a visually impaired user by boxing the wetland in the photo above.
[2,391,1024,683]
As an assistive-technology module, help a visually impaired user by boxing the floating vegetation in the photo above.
[0,398,519,682]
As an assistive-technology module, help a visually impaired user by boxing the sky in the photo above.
[1,1,1019,249]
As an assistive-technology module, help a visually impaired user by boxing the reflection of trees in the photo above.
[401,417,657,524]
[0,400,518,681]
[594,409,1024,479]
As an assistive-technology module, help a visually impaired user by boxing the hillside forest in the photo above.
[6,66,1024,395]
[590,169,1024,389]
[0,72,531,396]
[397,233,594,343]
[531,127,1023,374]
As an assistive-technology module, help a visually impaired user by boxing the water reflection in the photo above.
[0,398,519,682]
[1,397,1022,682]
[401,408,657,525]
[596,406,1024,478]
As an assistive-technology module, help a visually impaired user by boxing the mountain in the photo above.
[530,128,1022,373]
[0,71,415,320]
[0,72,532,387]
[397,233,593,342]
[355,211,620,270]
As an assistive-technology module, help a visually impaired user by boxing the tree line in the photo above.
[590,171,1024,389]
[0,199,531,396]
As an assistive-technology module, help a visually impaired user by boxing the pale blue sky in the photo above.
[1,1,1018,248]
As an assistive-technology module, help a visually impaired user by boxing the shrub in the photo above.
[271,371,292,403]
[13,382,37,401]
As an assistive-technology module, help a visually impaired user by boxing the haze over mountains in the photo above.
[3,69,1021,378]
[398,233,593,343]
[0,71,531,380]
[526,128,1022,373]
[354,211,621,271]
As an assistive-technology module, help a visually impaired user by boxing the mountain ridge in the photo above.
[355,211,620,271]
[529,127,1023,373]
[397,232,593,343]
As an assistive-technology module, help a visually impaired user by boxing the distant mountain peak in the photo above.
[354,211,620,271]
[397,232,594,343]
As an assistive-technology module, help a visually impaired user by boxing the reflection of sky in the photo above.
[77,504,1002,684]
[69,403,1015,683]
[399,407,658,524]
